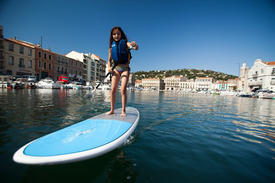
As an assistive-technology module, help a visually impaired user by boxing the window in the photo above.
[28,48,32,56]
[261,69,264,74]
[44,62,46,69]
[39,60,41,67]
[19,58,24,67]
[39,52,41,57]
[8,56,14,65]
[28,60,32,68]
[272,68,275,75]
[44,53,46,59]
[49,55,51,60]
[20,46,24,54]
[49,64,51,70]
[9,43,14,51]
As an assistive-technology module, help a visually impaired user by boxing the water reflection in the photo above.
[130,91,275,147]
[21,149,137,183]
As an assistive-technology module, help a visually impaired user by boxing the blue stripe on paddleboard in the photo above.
[24,119,132,156]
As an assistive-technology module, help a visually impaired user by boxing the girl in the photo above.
[106,26,138,117]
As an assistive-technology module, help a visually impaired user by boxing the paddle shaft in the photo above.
[95,64,117,89]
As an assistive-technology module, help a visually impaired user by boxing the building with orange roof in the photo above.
[34,46,55,80]
[247,59,275,91]
[264,61,275,66]
[3,38,36,76]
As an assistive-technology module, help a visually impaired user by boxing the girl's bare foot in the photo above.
[106,111,114,115]
[120,112,126,117]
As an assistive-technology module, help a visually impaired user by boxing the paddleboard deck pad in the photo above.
[13,107,139,165]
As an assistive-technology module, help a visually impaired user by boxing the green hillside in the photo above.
[134,69,238,81]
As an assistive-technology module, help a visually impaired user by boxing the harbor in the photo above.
[1,0,275,182]
[0,89,274,183]
[0,78,274,99]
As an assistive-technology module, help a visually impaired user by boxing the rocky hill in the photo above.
[134,69,238,81]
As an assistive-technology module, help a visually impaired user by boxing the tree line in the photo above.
[134,69,238,81]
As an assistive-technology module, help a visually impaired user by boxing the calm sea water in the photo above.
[0,89,274,183]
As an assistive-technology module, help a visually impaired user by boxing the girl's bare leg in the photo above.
[106,71,120,115]
[120,70,129,117]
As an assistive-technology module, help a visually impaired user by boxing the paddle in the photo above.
[91,63,117,94]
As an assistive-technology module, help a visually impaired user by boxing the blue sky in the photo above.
[1,0,274,75]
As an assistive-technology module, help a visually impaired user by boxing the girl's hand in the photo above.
[131,41,138,50]
[128,41,138,50]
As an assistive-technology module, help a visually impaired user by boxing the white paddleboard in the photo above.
[13,107,139,165]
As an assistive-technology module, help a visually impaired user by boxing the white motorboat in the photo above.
[36,78,60,89]
[257,90,275,99]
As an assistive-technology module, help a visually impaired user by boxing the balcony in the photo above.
[270,80,275,85]
[248,81,262,86]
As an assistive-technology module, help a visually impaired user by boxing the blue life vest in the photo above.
[111,39,131,65]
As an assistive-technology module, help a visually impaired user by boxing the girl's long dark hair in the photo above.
[109,26,128,48]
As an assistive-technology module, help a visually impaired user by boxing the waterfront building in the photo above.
[142,78,164,90]
[227,78,238,91]
[35,46,55,80]
[179,79,196,91]
[54,53,83,81]
[214,80,228,91]
[247,59,275,91]
[2,38,36,76]
[195,77,213,91]
[91,54,106,82]
[135,79,142,88]
[238,63,250,92]
[164,75,186,90]
[66,51,105,84]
